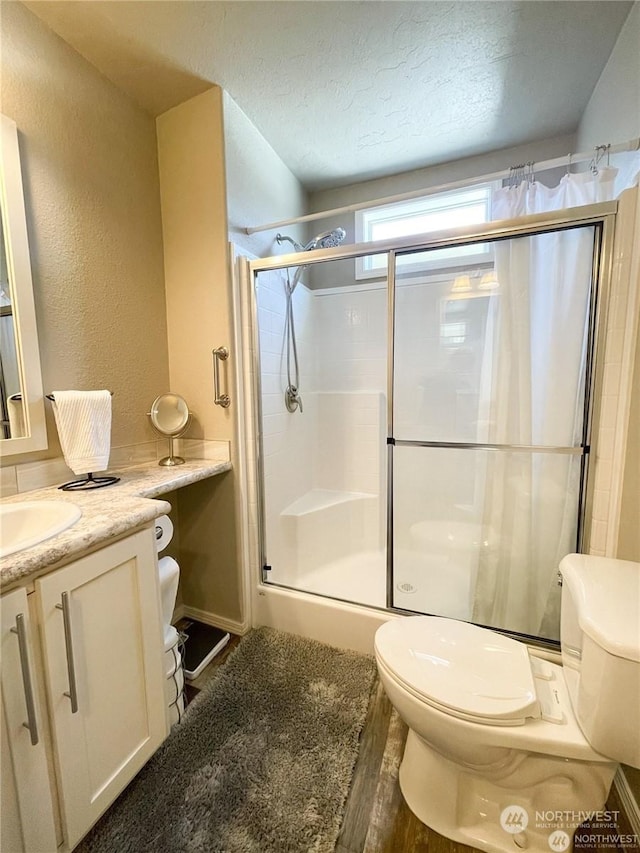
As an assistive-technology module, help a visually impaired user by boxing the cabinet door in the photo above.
[37,528,167,849]
[1,587,58,853]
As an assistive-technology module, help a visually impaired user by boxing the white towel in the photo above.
[52,390,113,475]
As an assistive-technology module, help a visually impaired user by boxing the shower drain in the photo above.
[396,581,417,594]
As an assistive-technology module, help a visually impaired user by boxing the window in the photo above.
[355,184,495,279]
[440,320,467,347]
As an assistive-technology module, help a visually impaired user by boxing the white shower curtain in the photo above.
[472,167,632,637]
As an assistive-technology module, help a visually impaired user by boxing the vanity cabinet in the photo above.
[1,586,57,852]
[1,527,167,851]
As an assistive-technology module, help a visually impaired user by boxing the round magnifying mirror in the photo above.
[149,393,191,466]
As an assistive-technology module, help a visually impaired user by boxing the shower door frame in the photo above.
[246,201,617,643]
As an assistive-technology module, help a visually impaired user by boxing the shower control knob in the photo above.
[285,385,303,413]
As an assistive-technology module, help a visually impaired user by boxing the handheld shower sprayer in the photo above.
[305,227,347,250]
[277,225,346,414]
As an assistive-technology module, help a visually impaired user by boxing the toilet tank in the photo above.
[560,554,640,768]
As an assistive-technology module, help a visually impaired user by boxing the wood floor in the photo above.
[183,632,628,853]
[336,680,476,853]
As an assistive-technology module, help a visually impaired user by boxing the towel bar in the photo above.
[46,391,113,401]
[47,391,119,490]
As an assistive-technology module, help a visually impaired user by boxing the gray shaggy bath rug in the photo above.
[77,627,376,853]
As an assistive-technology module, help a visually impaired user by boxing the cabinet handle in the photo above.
[55,592,79,714]
[10,614,39,746]
[212,346,231,408]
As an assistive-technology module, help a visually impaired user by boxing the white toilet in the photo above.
[375,554,640,853]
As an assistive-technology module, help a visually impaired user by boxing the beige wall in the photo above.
[577,2,640,150]
[0,2,169,464]
[223,91,307,260]
[157,88,232,440]
[306,133,575,290]
[157,88,244,628]
[577,0,639,586]
[617,329,640,561]
[175,473,242,623]
[309,133,577,217]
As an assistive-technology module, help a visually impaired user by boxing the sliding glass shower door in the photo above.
[250,205,614,644]
[390,224,599,640]
[255,255,388,609]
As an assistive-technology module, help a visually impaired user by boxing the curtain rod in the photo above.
[244,137,640,235]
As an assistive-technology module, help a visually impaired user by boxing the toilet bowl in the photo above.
[375,554,640,853]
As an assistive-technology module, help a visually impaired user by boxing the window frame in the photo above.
[355,183,498,280]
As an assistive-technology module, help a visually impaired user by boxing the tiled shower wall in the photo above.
[256,280,388,492]
[313,286,387,393]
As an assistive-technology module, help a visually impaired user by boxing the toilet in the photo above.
[375,554,640,853]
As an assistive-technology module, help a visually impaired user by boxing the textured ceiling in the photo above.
[24,1,633,190]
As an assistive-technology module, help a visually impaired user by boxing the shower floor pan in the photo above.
[269,549,472,619]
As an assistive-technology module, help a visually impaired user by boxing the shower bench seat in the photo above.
[280,489,381,573]
[281,488,376,517]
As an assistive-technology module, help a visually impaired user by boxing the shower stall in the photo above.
[243,203,617,646]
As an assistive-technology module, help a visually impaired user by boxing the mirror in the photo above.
[148,393,191,466]
[0,114,47,455]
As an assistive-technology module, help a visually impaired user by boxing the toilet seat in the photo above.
[375,617,541,726]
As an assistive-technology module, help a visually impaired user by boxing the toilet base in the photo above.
[399,728,616,853]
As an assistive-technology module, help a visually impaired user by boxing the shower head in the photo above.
[276,227,347,254]
[304,227,347,250]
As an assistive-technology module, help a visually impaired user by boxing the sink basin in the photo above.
[0,501,82,558]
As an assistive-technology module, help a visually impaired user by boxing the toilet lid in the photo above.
[375,617,540,724]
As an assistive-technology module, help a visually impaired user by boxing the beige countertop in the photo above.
[0,458,232,590]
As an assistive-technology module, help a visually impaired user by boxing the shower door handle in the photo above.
[212,346,231,408]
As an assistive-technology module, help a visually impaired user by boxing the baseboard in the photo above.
[178,604,249,637]
[614,767,640,847]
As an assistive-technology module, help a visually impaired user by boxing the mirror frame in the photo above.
[149,393,191,437]
[0,114,47,456]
